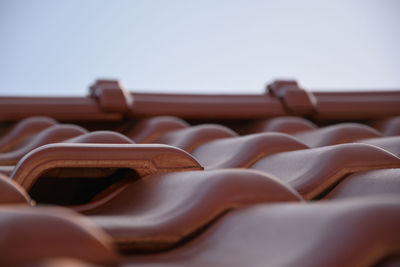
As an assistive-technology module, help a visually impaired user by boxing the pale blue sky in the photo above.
[1,0,399,95]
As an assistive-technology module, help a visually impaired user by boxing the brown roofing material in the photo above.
[124,197,400,267]
[311,91,400,120]
[0,206,117,266]
[11,143,202,192]
[0,96,123,121]
[80,169,301,252]
[0,131,134,176]
[128,92,287,119]
[0,167,300,252]
[325,169,400,199]
[191,132,308,169]
[372,116,400,136]
[266,80,317,116]
[0,124,88,165]
[1,79,399,121]
[0,173,31,204]
[124,116,189,143]
[249,143,400,199]
[154,124,238,153]
[0,78,400,265]
[242,116,318,135]
[0,116,57,153]
[0,165,14,176]
[89,79,133,114]
[64,130,135,144]
[293,123,382,147]
[358,136,400,157]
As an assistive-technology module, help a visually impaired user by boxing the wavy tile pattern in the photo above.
[85,169,301,251]
[1,109,400,266]
[125,198,400,267]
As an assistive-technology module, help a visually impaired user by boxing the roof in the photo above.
[0,79,400,266]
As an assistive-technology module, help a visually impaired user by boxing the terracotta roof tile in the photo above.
[192,132,308,169]
[242,116,318,135]
[0,116,57,153]
[0,124,87,165]
[124,116,189,143]
[373,116,400,136]
[250,143,400,199]
[154,124,238,153]
[0,173,31,204]
[0,79,399,265]
[0,206,117,266]
[86,169,301,252]
[325,169,400,200]
[292,123,382,147]
[64,131,135,144]
[124,197,400,267]
[358,136,400,157]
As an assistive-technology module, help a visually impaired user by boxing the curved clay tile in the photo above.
[0,131,134,176]
[250,143,400,199]
[192,133,308,169]
[155,124,238,153]
[64,130,134,144]
[0,116,57,153]
[0,173,31,204]
[325,169,400,199]
[126,198,400,266]
[372,116,400,136]
[0,206,117,266]
[243,116,317,135]
[124,116,189,143]
[11,143,202,191]
[0,124,88,165]
[81,169,302,251]
[294,123,382,147]
[358,136,400,157]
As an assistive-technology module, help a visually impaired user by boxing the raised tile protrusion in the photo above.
[83,169,302,251]
[250,143,400,199]
[90,79,133,114]
[155,124,238,153]
[0,116,57,153]
[11,143,203,191]
[267,80,317,115]
[268,80,300,96]
[0,206,117,266]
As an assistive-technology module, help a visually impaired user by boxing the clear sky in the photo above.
[1,0,399,95]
